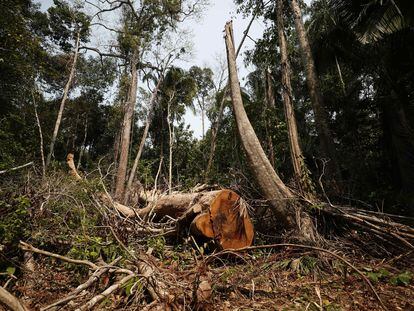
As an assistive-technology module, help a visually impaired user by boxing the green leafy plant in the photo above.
[390,271,412,286]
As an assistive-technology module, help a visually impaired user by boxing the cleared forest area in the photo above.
[0,0,413,310]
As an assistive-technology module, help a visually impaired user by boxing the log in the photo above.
[147,190,254,249]
[64,154,253,249]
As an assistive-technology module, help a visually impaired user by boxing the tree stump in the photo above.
[144,189,254,249]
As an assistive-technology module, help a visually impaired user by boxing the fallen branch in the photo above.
[41,257,122,311]
[75,274,136,310]
[206,243,387,311]
[0,286,28,311]
[0,162,33,175]
[19,241,99,270]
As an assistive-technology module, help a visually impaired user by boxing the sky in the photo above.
[37,0,308,139]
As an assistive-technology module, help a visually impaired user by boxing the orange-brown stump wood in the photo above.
[148,190,254,250]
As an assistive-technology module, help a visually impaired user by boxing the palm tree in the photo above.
[329,0,414,43]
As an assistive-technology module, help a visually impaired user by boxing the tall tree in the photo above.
[277,0,314,194]
[290,0,341,183]
[44,1,90,167]
[111,0,204,200]
[225,21,315,239]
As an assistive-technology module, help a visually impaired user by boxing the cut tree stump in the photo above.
[146,189,254,249]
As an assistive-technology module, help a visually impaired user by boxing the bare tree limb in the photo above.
[0,162,33,175]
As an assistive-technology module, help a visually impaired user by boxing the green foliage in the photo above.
[0,195,31,246]
[390,271,412,286]
[275,256,319,276]
[147,236,166,259]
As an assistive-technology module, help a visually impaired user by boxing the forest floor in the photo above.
[1,174,413,310]
[6,243,413,311]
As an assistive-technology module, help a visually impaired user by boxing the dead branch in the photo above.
[19,241,99,270]
[75,274,136,310]
[0,286,28,311]
[40,257,122,311]
[0,162,33,175]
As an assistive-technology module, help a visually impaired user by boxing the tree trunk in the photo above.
[277,0,314,195]
[125,76,163,203]
[33,92,45,177]
[225,22,292,225]
[265,68,276,109]
[205,88,227,179]
[201,101,205,140]
[77,117,88,169]
[205,15,256,180]
[290,0,341,182]
[264,69,276,167]
[46,31,80,167]
[114,47,139,200]
[167,96,174,194]
[225,21,316,240]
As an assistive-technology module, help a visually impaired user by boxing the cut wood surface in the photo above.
[149,189,254,249]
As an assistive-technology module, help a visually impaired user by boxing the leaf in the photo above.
[367,272,379,283]
[6,266,15,275]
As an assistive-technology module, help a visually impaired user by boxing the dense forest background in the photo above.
[1,0,413,211]
[0,0,413,310]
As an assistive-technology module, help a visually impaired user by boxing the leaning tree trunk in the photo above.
[277,0,314,195]
[224,22,316,241]
[114,47,139,200]
[124,76,163,204]
[205,15,257,180]
[46,31,80,167]
[290,0,341,183]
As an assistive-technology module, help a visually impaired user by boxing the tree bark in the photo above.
[225,22,293,225]
[46,31,81,167]
[264,68,276,167]
[125,76,163,203]
[225,21,316,240]
[167,97,174,194]
[77,117,88,169]
[277,0,314,194]
[114,47,139,200]
[290,0,341,182]
[33,92,45,177]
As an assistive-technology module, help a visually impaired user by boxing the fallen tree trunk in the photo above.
[144,190,254,249]
[99,189,254,250]
[66,153,253,249]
